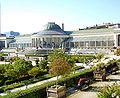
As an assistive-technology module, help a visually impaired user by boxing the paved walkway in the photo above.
[0,67,86,96]
[0,76,58,96]
[68,74,120,98]
[68,91,97,98]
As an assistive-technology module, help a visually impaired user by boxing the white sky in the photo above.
[1,0,120,34]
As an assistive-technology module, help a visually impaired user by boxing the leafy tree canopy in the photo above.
[48,49,75,66]
[28,67,39,78]
[48,49,67,62]
[38,59,48,70]
[49,58,72,77]
[0,64,5,76]
[13,59,33,75]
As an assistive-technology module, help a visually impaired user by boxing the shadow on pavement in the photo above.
[87,86,103,92]
[66,87,78,96]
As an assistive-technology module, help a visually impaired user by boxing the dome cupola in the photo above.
[32,22,67,36]
[43,22,62,31]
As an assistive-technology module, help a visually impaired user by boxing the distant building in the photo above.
[1,22,120,55]
[9,34,32,49]
[4,31,20,37]
[8,22,69,54]
[67,23,120,54]
[0,35,14,50]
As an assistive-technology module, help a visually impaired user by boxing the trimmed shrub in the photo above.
[25,54,48,57]
[0,74,52,93]
[0,69,94,98]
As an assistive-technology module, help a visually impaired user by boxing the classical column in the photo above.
[114,34,118,47]
[35,38,37,47]
[95,41,96,47]
[41,38,43,48]
[34,38,36,47]
[5,40,7,48]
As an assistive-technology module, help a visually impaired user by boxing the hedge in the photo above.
[0,74,51,93]
[70,54,95,63]
[25,54,48,57]
[1,59,119,98]
[0,53,8,56]
[0,68,94,98]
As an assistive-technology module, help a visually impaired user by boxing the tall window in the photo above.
[96,41,101,46]
[70,42,74,48]
[0,41,5,49]
[102,41,107,46]
[80,42,84,47]
[74,42,79,48]
[90,41,95,47]
[108,41,114,46]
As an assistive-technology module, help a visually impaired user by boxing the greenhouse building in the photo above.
[1,22,120,54]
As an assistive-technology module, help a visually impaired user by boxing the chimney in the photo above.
[62,23,64,31]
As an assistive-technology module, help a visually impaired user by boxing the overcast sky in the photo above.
[0,0,120,34]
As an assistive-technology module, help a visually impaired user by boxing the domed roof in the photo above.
[32,22,68,36]
[43,22,61,30]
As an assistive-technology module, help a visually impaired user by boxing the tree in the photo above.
[13,59,33,77]
[4,68,17,80]
[67,59,76,73]
[68,58,76,67]
[0,64,5,77]
[4,64,17,80]
[48,49,76,72]
[48,49,67,62]
[49,58,72,86]
[28,67,39,79]
[38,59,48,70]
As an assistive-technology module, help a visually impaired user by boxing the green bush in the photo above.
[70,54,95,63]
[0,56,5,61]
[97,83,120,98]
[0,74,52,93]
[0,69,94,98]
[0,86,5,93]
[0,59,118,98]
[0,81,56,98]
[25,54,48,57]
[0,53,8,56]
[5,80,12,85]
